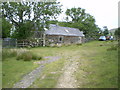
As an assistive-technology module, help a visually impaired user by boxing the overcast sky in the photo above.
[57,0,119,30]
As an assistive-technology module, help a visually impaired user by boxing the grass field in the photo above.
[2,40,118,88]
[75,41,118,88]
[2,58,39,88]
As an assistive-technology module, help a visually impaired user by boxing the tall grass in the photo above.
[2,48,42,61]
[2,49,17,60]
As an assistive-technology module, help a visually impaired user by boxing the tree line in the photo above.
[2,1,62,39]
[2,1,117,40]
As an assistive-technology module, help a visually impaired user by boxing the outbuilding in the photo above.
[45,24,85,46]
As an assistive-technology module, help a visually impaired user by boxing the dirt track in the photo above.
[56,56,79,88]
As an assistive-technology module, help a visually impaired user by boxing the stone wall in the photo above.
[45,35,84,46]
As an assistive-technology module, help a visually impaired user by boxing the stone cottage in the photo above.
[44,24,85,46]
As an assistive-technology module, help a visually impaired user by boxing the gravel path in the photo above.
[56,56,79,88]
[13,56,60,88]
[13,65,44,88]
[34,56,60,64]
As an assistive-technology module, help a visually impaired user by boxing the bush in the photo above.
[32,54,38,60]
[76,43,82,46]
[23,52,32,61]
[32,53,42,60]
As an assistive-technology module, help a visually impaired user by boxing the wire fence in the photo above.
[2,38,17,48]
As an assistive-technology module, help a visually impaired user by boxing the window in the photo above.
[59,37,62,41]
[58,36,64,43]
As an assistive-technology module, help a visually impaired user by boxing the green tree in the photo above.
[32,2,62,31]
[114,27,120,39]
[65,7,86,23]
[2,1,62,39]
[103,26,109,36]
[11,20,34,39]
[64,7,100,38]
[2,2,33,39]
[2,18,12,38]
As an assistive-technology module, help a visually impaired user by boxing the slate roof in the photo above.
[45,24,85,37]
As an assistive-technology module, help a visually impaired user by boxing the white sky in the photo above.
[57,0,119,30]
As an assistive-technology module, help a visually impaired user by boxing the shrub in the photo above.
[23,52,32,61]
[99,44,103,46]
[38,56,42,60]
[76,43,82,46]
[32,54,38,60]
[32,53,42,60]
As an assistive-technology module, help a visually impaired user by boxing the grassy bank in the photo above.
[2,40,118,88]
